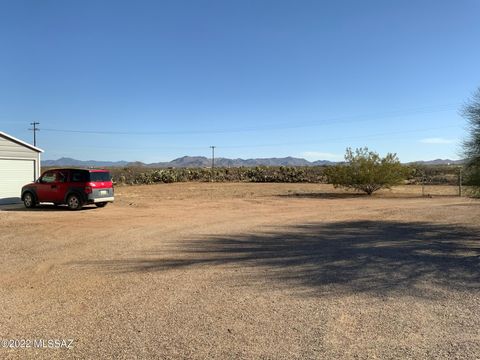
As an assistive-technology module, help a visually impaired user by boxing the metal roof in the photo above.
[0,131,44,153]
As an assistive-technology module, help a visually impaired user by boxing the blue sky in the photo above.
[1,0,479,162]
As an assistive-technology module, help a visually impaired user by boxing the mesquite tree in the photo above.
[325,147,409,195]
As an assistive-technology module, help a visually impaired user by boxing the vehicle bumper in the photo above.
[91,196,114,203]
[87,188,114,204]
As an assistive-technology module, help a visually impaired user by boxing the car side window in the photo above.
[71,171,86,182]
[40,171,56,184]
[56,171,67,183]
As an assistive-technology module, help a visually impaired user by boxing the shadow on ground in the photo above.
[0,204,97,212]
[74,221,480,296]
[278,192,368,199]
[277,192,460,199]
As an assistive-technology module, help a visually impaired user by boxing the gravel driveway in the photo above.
[0,183,479,359]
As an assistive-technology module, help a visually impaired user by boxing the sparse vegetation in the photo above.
[108,166,327,185]
[409,164,463,185]
[463,88,480,196]
[324,148,409,195]
[43,163,462,186]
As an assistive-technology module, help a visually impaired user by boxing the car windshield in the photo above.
[89,172,112,182]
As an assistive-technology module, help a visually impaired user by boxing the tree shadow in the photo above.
[277,192,459,199]
[73,221,480,297]
[278,192,367,199]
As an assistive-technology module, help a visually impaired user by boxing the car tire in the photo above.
[23,192,36,209]
[95,202,108,208]
[67,194,83,210]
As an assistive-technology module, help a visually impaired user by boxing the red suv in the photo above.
[21,168,114,210]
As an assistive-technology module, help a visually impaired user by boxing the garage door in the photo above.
[0,159,35,204]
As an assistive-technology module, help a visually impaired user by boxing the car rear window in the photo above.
[89,172,112,182]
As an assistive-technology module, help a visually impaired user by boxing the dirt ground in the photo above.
[0,183,479,359]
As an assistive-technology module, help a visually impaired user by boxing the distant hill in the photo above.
[409,159,464,166]
[42,156,336,168]
[42,156,464,168]
[42,157,130,167]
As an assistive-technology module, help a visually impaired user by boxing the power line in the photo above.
[219,125,460,149]
[39,104,459,136]
[50,124,459,151]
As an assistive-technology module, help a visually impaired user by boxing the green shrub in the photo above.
[324,148,409,195]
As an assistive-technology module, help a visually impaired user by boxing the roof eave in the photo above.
[0,131,44,153]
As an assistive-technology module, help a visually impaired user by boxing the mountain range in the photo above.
[41,156,463,168]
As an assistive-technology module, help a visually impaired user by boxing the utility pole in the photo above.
[210,146,216,181]
[29,122,40,146]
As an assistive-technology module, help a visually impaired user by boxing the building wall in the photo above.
[0,135,41,179]
[0,135,39,159]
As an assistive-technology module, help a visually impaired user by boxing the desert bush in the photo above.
[43,163,459,186]
[108,166,327,185]
[409,164,462,185]
[324,147,409,195]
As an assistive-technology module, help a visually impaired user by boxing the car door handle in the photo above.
[51,185,57,189]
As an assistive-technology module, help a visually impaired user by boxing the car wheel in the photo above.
[67,194,83,210]
[95,202,108,208]
[23,192,36,208]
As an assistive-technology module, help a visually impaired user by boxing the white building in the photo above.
[0,131,43,204]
